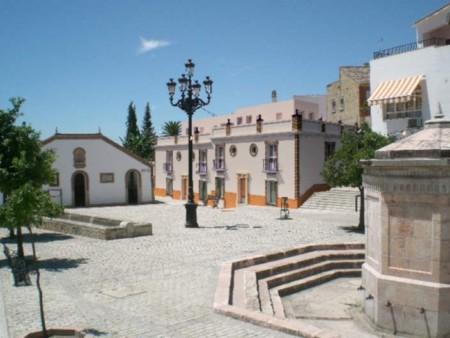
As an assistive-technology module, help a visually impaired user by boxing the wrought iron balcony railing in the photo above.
[263,158,278,173]
[163,162,173,174]
[373,38,449,59]
[196,162,207,175]
[213,158,225,171]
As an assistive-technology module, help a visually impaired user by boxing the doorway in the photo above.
[126,170,140,204]
[266,180,278,206]
[237,174,248,204]
[181,176,188,200]
[73,172,88,207]
[199,180,207,204]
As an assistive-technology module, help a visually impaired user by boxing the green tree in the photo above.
[161,121,182,137]
[0,98,61,257]
[121,101,141,153]
[321,123,392,232]
[139,102,157,160]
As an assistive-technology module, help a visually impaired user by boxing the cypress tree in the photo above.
[140,102,157,160]
[122,101,140,153]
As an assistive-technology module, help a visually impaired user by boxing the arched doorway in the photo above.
[72,171,88,207]
[126,170,141,205]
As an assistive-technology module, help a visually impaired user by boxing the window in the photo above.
[266,180,278,206]
[236,117,243,125]
[229,145,237,157]
[166,178,173,196]
[176,151,182,161]
[325,142,336,161]
[276,112,283,120]
[266,142,278,159]
[215,177,225,199]
[331,100,336,113]
[249,143,258,157]
[214,145,225,170]
[100,173,114,183]
[246,115,252,124]
[383,93,422,120]
[49,172,59,187]
[199,180,208,202]
[340,97,345,111]
[73,148,86,168]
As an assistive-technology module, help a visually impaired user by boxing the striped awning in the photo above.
[368,75,424,106]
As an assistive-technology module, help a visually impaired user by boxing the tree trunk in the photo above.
[9,228,15,239]
[358,186,365,233]
[16,225,24,258]
[28,226,48,338]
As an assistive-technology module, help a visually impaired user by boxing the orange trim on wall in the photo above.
[155,187,166,196]
[172,190,181,200]
[224,192,236,209]
[248,194,266,206]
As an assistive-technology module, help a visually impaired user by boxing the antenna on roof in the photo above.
[55,127,59,134]
[98,126,102,134]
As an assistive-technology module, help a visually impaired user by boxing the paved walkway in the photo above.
[0,200,362,337]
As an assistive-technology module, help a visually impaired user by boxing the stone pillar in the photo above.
[292,109,303,131]
[194,127,199,143]
[225,119,232,136]
[256,114,263,133]
[361,115,450,337]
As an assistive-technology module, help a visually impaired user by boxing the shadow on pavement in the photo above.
[81,328,109,336]
[339,225,365,234]
[33,257,88,272]
[1,232,74,244]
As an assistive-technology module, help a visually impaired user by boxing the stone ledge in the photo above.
[41,215,152,240]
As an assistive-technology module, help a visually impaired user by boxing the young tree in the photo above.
[139,102,157,160]
[161,121,182,137]
[0,98,59,257]
[321,123,392,232]
[121,101,141,154]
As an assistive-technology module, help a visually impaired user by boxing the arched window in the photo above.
[73,148,86,168]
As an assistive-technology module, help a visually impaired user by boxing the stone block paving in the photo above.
[0,199,362,337]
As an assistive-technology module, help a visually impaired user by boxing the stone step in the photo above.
[61,212,123,227]
[270,268,362,318]
[258,260,363,315]
[233,249,364,311]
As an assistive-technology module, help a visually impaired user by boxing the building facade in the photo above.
[181,94,327,136]
[42,133,153,207]
[326,65,370,126]
[155,111,349,209]
[368,3,450,137]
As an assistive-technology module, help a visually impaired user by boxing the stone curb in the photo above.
[0,266,10,338]
[213,242,365,338]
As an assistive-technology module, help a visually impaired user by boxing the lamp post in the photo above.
[167,59,213,228]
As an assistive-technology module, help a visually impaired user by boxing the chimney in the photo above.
[271,90,277,103]
[225,119,232,136]
[256,114,264,133]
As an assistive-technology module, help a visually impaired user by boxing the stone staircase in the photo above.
[300,187,360,212]
[214,242,365,338]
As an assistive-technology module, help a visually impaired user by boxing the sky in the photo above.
[1,0,448,141]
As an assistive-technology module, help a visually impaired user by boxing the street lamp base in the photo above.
[185,202,198,228]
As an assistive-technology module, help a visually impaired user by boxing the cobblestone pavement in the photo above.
[0,199,363,338]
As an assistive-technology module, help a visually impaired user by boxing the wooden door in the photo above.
[181,176,188,200]
[239,177,246,203]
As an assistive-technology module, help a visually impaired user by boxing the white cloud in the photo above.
[137,37,170,54]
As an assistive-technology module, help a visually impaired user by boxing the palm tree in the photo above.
[161,121,182,136]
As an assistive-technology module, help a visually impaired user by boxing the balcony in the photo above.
[163,162,173,174]
[263,158,278,173]
[213,158,225,172]
[196,162,208,175]
[373,37,449,59]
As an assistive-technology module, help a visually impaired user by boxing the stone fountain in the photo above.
[362,113,450,337]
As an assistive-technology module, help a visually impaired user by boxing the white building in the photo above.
[368,3,450,137]
[42,133,153,207]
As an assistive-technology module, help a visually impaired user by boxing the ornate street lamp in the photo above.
[167,59,213,227]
